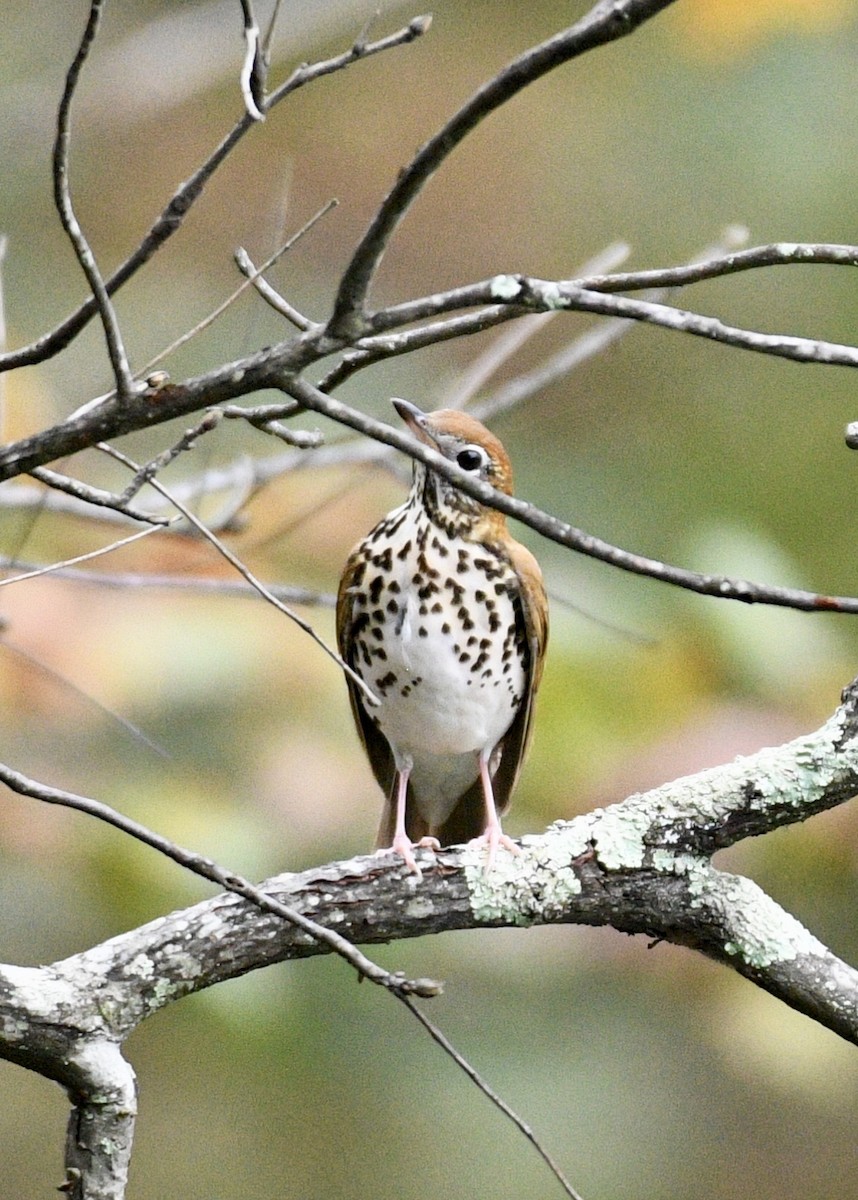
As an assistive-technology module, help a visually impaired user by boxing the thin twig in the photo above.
[284,378,858,615]
[139,199,335,377]
[576,238,858,294]
[0,524,169,590]
[398,994,586,1200]
[52,0,136,401]
[0,17,429,375]
[0,636,169,758]
[328,0,676,334]
[220,402,323,447]
[260,0,285,60]
[0,558,335,607]
[120,411,223,502]
[29,466,169,525]
[238,0,265,120]
[235,248,316,330]
[0,760,441,998]
[437,242,630,409]
[97,442,379,705]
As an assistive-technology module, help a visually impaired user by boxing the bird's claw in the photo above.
[468,827,520,873]
[383,834,441,877]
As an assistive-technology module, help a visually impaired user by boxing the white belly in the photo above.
[359,542,526,825]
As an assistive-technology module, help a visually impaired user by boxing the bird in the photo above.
[336,398,548,874]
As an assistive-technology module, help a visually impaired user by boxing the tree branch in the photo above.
[0,13,430,375]
[0,676,854,1073]
[52,0,137,401]
[328,0,679,335]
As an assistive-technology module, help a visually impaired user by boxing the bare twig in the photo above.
[0,759,440,998]
[139,198,335,377]
[0,15,430,375]
[0,558,334,607]
[97,442,379,705]
[328,0,677,335]
[0,524,169,590]
[260,0,285,61]
[119,411,223,502]
[53,1,136,401]
[29,466,169,525]
[220,403,323,447]
[576,239,858,294]
[238,0,265,120]
[493,276,858,368]
[436,241,630,409]
[0,635,169,758]
[235,247,315,330]
[284,378,858,615]
[398,994,585,1200]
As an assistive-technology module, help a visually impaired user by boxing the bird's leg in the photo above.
[469,748,521,872]
[384,760,439,876]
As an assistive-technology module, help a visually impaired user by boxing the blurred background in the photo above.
[1,0,857,1196]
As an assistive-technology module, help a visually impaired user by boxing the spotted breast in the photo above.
[337,399,548,874]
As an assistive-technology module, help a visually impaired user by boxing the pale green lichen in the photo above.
[465,819,590,924]
[537,281,565,310]
[488,274,522,301]
[695,872,827,968]
[588,805,651,869]
[466,704,857,953]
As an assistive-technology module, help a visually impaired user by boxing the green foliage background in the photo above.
[0,1,857,1196]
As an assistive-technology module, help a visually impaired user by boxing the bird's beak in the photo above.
[392,398,438,448]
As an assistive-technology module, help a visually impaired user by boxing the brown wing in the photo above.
[433,537,548,846]
[336,546,403,846]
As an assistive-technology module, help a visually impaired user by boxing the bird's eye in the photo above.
[456,445,489,472]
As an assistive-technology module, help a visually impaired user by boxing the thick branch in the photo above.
[0,965,137,1200]
[0,680,854,1066]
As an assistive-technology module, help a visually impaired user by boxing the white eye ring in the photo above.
[455,444,490,472]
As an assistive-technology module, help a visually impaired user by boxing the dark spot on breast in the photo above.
[373,547,393,571]
[457,606,475,631]
[396,539,412,561]
[351,612,370,638]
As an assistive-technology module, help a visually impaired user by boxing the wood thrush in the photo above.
[337,399,548,874]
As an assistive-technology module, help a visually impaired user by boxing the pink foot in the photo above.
[382,834,441,877]
[468,825,520,873]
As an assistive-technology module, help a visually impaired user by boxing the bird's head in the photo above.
[393,398,513,538]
